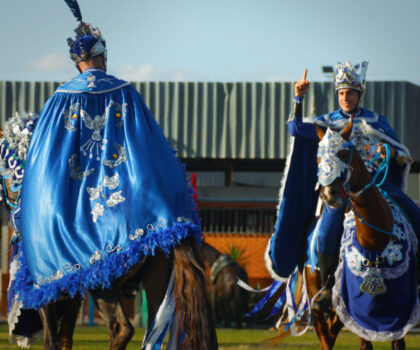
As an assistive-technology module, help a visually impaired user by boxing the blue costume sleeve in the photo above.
[267,135,319,279]
[288,118,319,142]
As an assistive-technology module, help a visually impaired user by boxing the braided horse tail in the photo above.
[173,237,218,350]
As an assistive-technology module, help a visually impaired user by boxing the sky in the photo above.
[1,0,420,85]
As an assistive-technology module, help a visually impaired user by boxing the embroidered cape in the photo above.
[15,68,200,309]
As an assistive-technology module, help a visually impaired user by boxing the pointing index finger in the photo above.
[302,69,307,81]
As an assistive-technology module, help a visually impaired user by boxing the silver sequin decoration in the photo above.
[359,268,387,297]
[103,173,119,189]
[351,123,382,172]
[64,263,81,272]
[114,102,127,127]
[91,203,104,223]
[87,74,96,88]
[63,103,81,132]
[51,270,65,281]
[177,216,193,224]
[103,144,127,168]
[147,218,167,231]
[0,112,38,187]
[37,277,51,285]
[317,129,349,186]
[87,185,102,201]
[89,250,101,264]
[81,107,108,141]
[69,154,94,180]
[129,228,145,240]
[79,101,115,160]
[105,244,122,253]
[106,191,125,207]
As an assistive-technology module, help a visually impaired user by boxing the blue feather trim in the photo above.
[14,223,202,310]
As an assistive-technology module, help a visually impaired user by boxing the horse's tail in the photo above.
[173,237,218,350]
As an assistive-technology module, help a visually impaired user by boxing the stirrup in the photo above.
[312,289,332,313]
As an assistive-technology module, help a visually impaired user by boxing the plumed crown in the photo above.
[334,61,368,93]
[64,0,107,64]
[67,22,107,64]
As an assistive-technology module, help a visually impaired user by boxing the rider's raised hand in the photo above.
[295,69,309,98]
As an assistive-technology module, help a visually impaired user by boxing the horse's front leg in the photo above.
[392,338,405,350]
[359,338,373,350]
[327,311,343,346]
[39,304,59,350]
[305,266,341,350]
[312,310,336,350]
[91,287,134,350]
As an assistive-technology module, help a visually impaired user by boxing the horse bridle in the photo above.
[339,143,391,199]
[332,143,396,237]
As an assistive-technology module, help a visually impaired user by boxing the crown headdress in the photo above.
[64,0,107,64]
[334,61,368,94]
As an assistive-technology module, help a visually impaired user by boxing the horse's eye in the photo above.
[338,150,350,163]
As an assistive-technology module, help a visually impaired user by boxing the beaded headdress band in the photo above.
[334,61,368,94]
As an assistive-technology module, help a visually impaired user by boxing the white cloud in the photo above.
[115,64,201,82]
[23,53,72,74]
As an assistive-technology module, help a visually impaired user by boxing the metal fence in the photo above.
[1,80,419,161]
[198,202,277,234]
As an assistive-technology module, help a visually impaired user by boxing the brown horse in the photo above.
[201,242,249,328]
[305,118,416,350]
[268,117,418,350]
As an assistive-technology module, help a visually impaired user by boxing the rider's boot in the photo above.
[312,253,337,313]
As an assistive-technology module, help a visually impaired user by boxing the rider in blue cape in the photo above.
[11,18,200,314]
[265,62,420,312]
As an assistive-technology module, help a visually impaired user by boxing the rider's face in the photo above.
[337,88,360,113]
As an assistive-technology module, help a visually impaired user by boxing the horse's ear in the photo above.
[341,114,354,141]
[315,123,325,141]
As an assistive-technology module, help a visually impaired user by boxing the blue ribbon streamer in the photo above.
[246,280,283,317]
[266,289,287,319]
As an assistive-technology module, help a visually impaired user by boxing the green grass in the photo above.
[0,325,419,349]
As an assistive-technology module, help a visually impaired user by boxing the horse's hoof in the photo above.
[312,290,332,313]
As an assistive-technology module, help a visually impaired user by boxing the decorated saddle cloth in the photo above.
[0,113,43,347]
[332,199,419,341]
[14,68,200,310]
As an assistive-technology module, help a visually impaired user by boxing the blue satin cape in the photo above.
[17,68,200,309]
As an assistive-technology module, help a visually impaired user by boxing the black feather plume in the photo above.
[64,0,83,22]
